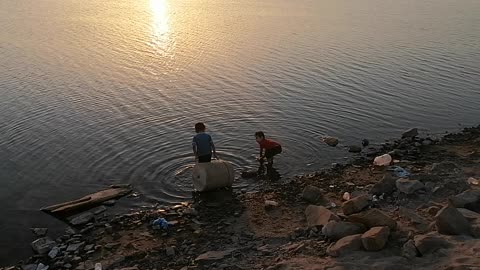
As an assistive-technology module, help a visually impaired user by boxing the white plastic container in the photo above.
[192,160,235,191]
[373,154,392,166]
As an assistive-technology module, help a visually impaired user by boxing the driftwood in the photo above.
[41,186,132,216]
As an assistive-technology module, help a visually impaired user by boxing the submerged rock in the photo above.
[348,145,362,153]
[323,136,339,147]
[31,228,48,237]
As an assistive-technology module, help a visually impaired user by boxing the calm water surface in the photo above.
[1,0,479,264]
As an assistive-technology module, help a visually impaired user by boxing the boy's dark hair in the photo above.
[255,131,265,138]
[195,122,206,133]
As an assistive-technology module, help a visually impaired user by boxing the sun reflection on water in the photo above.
[149,0,173,55]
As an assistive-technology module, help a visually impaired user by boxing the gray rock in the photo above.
[422,139,432,146]
[84,244,95,251]
[48,247,59,259]
[449,189,480,212]
[36,263,49,270]
[31,228,48,237]
[166,246,175,256]
[31,237,56,254]
[65,227,76,235]
[305,205,340,227]
[342,195,369,215]
[348,145,362,153]
[70,212,94,226]
[103,200,116,206]
[457,208,480,221]
[399,206,427,224]
[431,162,460,174]
[413,233,453,255]
[23,264,38,270]
[396,179,424,194]
[402,128,418,138]
[370,174,397,195]
[301,185,324,203]
[104,242,120,250]
[66,242,85,252]
[361,226,390,251]
[347,208,397,230]
[402,240,419,258]
[93,206,107,215]
[435,206,471,235]
[322,221,366,240]
[195,249,236,262]
[326,234,363,257]
[264,200,279,210]
[323,136,339,147]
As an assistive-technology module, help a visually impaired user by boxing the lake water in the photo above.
[1,0,479,264]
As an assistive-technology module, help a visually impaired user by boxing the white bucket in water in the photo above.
[192,160,235,192]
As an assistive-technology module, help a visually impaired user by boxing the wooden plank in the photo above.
[41,187,132,215]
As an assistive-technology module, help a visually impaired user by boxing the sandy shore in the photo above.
[3,125,480,270]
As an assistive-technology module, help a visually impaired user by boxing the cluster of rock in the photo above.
[303,189,395,257]
[17,201,209,270]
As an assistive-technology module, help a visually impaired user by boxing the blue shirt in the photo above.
[192,132,213,156]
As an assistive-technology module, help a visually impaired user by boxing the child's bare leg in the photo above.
[267,157,273,167]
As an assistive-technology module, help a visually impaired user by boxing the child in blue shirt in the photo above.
[192,122,218,163]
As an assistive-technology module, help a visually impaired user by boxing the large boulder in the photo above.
[323,136,339,147]
[402,128,418,138]
[31,237,56,254]
[435,206,472,236]
[305,205,340,227]
[301,185,325,204]
[342,195,369,215]
[361,226,390,251]
[449,189,480,212]
[322,221,366,240]
[347,208,397,230]
[413,233,453,255]
[396,179,424,194]
[370,174,397,195]
[326,234,363,257]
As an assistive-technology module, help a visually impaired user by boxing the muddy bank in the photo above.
[2,125,480,270]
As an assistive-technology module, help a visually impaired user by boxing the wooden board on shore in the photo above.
[41,186,132,216]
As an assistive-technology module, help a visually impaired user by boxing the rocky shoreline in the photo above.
[2,125,480,270]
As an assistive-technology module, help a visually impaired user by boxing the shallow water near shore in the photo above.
[1,0,480,264]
